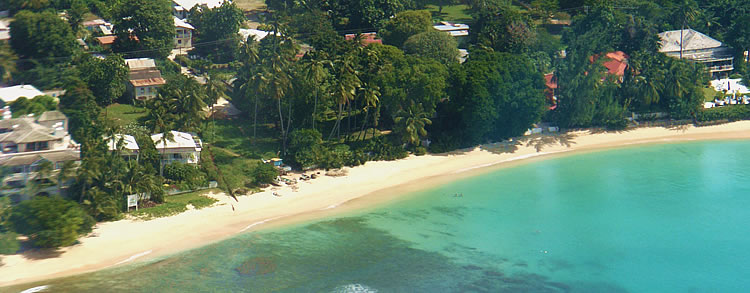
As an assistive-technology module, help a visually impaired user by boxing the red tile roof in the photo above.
[345,33,382,45]
[589,51,629,76]
[544,73,557,89]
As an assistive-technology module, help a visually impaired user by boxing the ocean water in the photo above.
[8,140,750,292]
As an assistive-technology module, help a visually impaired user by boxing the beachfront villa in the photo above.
[658,29,734,78]
[151,131,202,166]
[0,111,80,202]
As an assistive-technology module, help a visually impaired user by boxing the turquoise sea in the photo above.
[8,140,750,292]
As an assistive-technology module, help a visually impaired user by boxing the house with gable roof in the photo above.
[151,131,202,166]
[0,111,80,201]
[658,29,734,78]
[172,0,227,19]
[125,58,167,100]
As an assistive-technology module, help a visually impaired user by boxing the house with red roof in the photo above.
[345,33,382,46]
[589,51,629,82]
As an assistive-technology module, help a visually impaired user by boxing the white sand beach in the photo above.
[3,121,750,287]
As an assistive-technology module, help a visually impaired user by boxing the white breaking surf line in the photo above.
[20,285,49,293]
[114,250,153,266]
[239,216,282,232]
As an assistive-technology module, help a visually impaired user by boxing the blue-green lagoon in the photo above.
[8,140,750,292]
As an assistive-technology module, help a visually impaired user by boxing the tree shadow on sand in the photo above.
[480,132,579,154]
[17,240,64,260]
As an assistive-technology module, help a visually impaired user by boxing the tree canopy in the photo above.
[10,10,77,60]
[112,0,174,58]
[9,196,95,248]
[380,10,433,48]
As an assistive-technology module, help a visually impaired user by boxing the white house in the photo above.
[658,29,734,78]
[238,28,271,42]
[107,134,140,160]
[151,131,202,165]
[433,21,469,45]
[0,85,45,105]
[125,58,166,100]
[0,19,10,42]
[172,0,228,19]
[174,17,194,48]
[0,111,80,201]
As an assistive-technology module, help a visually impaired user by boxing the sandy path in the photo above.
[2,121,750,287]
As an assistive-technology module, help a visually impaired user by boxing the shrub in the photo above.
[414,146,427,156]
[252,163,279,186]
[0,232,19,254]
[696,105,750,122]
[164,162,206,190]
[9,196,95,248]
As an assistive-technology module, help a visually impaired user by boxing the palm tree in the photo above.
[394,102,432,147]
[0,44,17,84]
[28,160,54,196]
[177,77,207,132]
[56,161,77,196]
[673,0,700,59]
[203,71,227,142]
[329,54,361,140]
[235,36,263,142]
[301,52,331,131]
[145,94,176,177]
[357,82,380,141]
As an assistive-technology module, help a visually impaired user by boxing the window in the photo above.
[178,40,182,44]
[26,141,49,152]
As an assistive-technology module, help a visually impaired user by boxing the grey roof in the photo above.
[37,110,66,122]
[130,69,163,81]
[0,117,61,144]
[0,150,80,166]
[658,29,724,52]
[125,58,157,70]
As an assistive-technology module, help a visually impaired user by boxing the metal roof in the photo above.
[658,29,725,52]
[0,85,45,104]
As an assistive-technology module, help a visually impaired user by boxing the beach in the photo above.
[3,122,750,287]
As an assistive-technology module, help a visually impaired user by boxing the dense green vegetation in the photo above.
[129,189,219,220]
[2,0,750,251]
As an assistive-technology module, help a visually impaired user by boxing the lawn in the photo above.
[234,0,266,11]
[703,87,720,102]
[129,189,220,220]
[105,103,148,127]
[201,117,280,191]
[425,4,473,24]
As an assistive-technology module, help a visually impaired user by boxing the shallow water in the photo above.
[8,140,750,292]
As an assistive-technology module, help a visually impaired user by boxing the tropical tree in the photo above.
[144,94,176,176]
[29,160,54,196]
[329,53,361,140]
[0,43,17,83]
[67,0,89,33]
[300,51,331,130]
[402,31,460,65]
[379,10,432,47]
[187,1,245,62]
[75,54,129,109]
[9,195,95,248]
[56,161,77,196]
[112,0,174,58]
[394,102,431,147]
[10,10,78,59]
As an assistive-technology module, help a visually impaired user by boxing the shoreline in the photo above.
[4,122,750,287]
